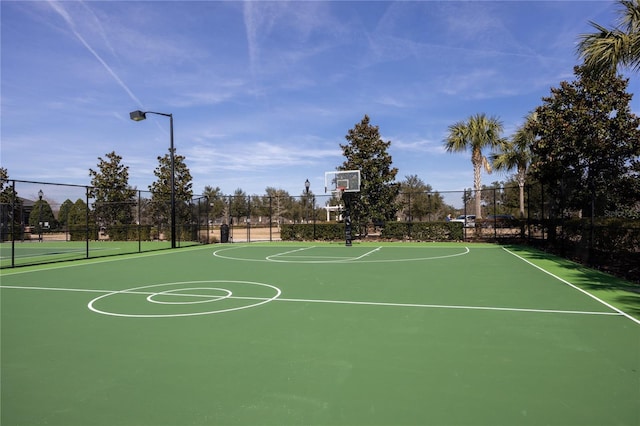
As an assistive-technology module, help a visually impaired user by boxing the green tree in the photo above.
[0,168,21,241]
[0,168,16,206]
[578,0,640,75]
[229,188,247,225]
[264,187,293,226]
[491,114,534,218]
[339,115,399,229]
[399,175,443,221]
[0,167,9,193]
[495,178,524,217]
[58,199,74,231]
[245,194,262,225]
[89,151,136,238]
[148,148,193,235]
[29,196,56,234]
[68,198,89,241]
[444,113,504,218]
[246,195,267,225]
[287,188,316,224]
[527,65,640,217]
[203,185,225,221]
[479,182,508,217]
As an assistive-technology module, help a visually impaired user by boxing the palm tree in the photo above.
[577,0,640,75]
[491,113,535,218]
[444,113,504,218]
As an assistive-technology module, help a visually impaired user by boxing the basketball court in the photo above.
[1,242,638,425]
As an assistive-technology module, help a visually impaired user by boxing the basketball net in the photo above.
[335,186,346,204]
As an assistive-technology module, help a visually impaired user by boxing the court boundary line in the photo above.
[214,245,470,263]
[0,284,624,318]
[502,247,640,326]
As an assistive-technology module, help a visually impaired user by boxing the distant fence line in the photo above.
[1,179,638,283]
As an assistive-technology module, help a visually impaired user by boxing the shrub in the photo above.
[381,221,463,241]
[281,223,344,241]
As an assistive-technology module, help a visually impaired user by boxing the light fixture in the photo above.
[129,110,147,121]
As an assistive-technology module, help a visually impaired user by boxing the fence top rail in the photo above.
[1,179,89,189]
[1,179,207,199]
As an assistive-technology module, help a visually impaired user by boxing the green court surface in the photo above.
[1,242,639,425]
[0,240,199,268]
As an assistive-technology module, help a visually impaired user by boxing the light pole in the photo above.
[304,179,310,224]
[38,189,43,242]
[130,110,176,248]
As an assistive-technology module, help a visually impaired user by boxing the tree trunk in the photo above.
[472,149,483,218]
[518,168,526,218]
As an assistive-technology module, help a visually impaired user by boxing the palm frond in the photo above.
[578,1,640,74]
[578,24,630,74]
[619,0,640,32]
[444,121,470,153]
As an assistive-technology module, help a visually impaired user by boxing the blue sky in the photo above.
[2,1,638,204]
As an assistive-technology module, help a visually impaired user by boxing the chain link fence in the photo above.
[2,179,637,282]
[0,180,208,267]
[391,183,639,283]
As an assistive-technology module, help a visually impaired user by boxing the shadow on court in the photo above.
[505,244,640,318]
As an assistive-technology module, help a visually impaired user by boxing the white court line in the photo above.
[276,255,356,260]
[267,246,315,259]
[213,245,470,263]
[0,285,112,294]
[0,285,231,298]
[265,246,374,263]
[351,246,382,260]
[502,247,640,326]
[0,284,624,317]
[264,246,314,260]
[273,297,623,316]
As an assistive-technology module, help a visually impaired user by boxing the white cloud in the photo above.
[391,137,445,155]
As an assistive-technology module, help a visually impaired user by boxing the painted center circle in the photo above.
[87,280,281,318]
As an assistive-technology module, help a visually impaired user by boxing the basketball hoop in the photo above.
[324,169,360,247]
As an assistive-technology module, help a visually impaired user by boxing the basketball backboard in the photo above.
[324,170,361,193]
